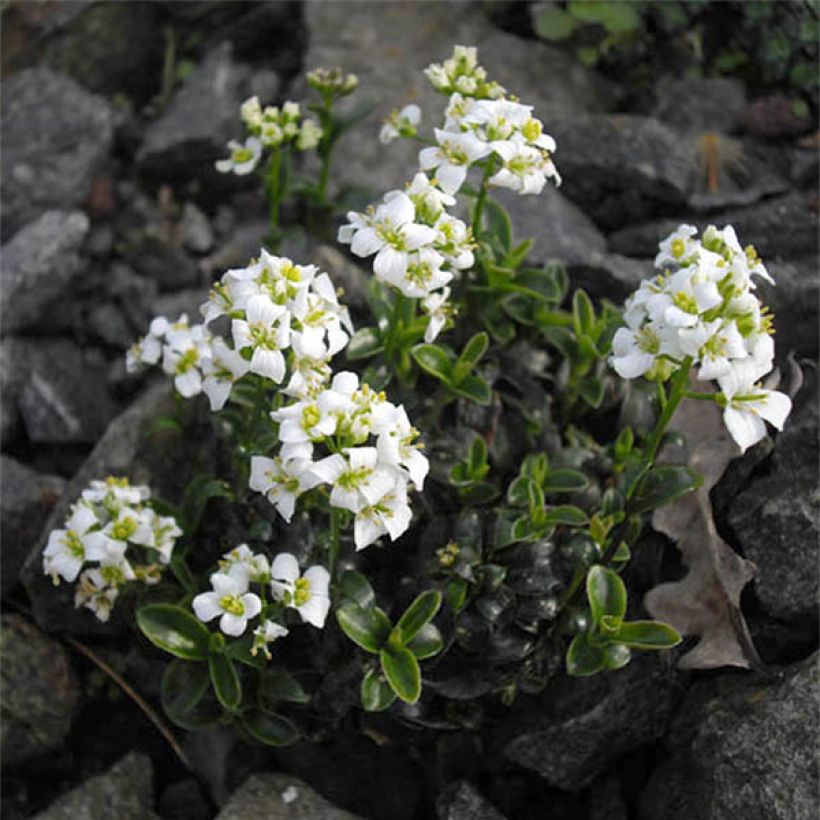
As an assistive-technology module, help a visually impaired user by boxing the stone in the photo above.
[0,614,79,766]
[653,76,747,135]
[302,1,614,198]
[157,778,212,820]
[0,210,90,334]
[178,202,214,254]
[216,773,362,820]
[0,456,65,593]
[640,655,819,820]
[608,192,819,260]
[1,69,115,238]
[758,256,819,357]
[436,781,506,820]
[127,235,201,292]
[20,382,226,634]
[106,263,159,334]
[548,115,698,219]
[567,252,646,303]
[138,43,252,182]
[725,366,819,621]
[743,94,815,139]
[501,654,682,790]
[87,302,134,350]
[32,751,157,820]
[150,288,209,324]
[588,774,628,820]
[18,341,116,444]
[200,219,270,278]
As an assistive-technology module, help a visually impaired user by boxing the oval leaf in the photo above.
[542,468,588,493]
[566,633,607,677]
[393,590,442,646]
[380,646,421,704]
[208,654,241,711]
[137,604,211,660]
[361,668,398,712]
[630,465,702,514]
[242,709,299,746]
[449,374,492,406]
[406,622,444,660]
[161,660,209,722]
[339,570,376,609]
[586,565,627,627]
[411,343,452,383]
[544,505,589,527]
[614,620,682,650]
[336,602,391,653]
[346,326,384,360]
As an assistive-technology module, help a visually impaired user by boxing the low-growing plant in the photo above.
[44,46,792,744]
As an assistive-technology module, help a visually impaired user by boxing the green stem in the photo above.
[384,292,407,364]
[471,163,493,240]
[266,148,283,243]
[641,357,692,467]
[328,507,342,584]
[684,390,720,402]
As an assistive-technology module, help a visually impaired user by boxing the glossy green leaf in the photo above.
[336,602,392,653]
[406,622,444,660]
[630,465,702,514]
[543,468,588,493]
[411,343,453,383]
[468,436,489,477]
[586,565,627,628]
[208,654,241,711]
[260,669,310,705]
[572,289,595,337]
[242,709,299,746]
[180,475,232,532]
[161,660,209,723]
[453,332,490,383]
[450,375,492,406]
[614,620,682,650]
[507,475,533,507]
[338,570,376,609]
[566,633,607,676]
[484,198,513,251]
[346,326,383,360]
[510,268,565,302]
[458,481,499,505]
[380,646,421,704]
[360,668,397,712]
[504,238,533,270]
[544,505,589,527]
[534,6,579,41]
[393,590,442,645]
[578,375,605,408]
[137,604,211,660]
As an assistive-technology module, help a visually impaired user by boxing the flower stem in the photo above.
[328,507,342,584]
[471,163,493,241]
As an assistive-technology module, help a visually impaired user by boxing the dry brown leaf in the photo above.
[644,387,763,670]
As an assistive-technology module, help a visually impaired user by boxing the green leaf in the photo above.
[445,578,469,611]
[338,570,376,609]
[468,436,489,478]
[614,426,634,460]
[453,332,489,383]
[407,622,444,659]
[346,326,384,360]
[336,602,391,653]
[614,620,682,650]
[180,475,232,533]
[241,709,299,746]
[504,238,533,270]
[161,660,210,722]
[507,475,533,507]
[543,468,588,493]
[360,668,397,712]
[393,590,442,645]
[578,375,605,408]
[411,343,453,383]
[260,669,310,706]
[630,465,702,514]
[569,0,640,33]
[544,505,589,527]
[458,481,499,505]
[137,604,211,660]
[450,375,492,406]
[380,646,421,704]
[604,643,632,670]
[566,633,607,676]
[484,198,513,251]
[208,654,241,711]
[586,565,627,628]
[534,6,579,41]
[572,289,595,337]
[510,268,565,302]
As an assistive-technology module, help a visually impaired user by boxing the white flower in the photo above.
[241,96,263,129]
[251,620,289,660]
[43,504,100,584]
[678,319,747,381]
[192,571,262,637]
[289,273,352,359]
[609,325,661,380]
[422,287,453,343]
[297,119,322,151]
[655,225,698,269]
[218,544,270,584]
[249,455,320,522]
[216,137,262,175]
[379,104,421,144]
[376,406,429,489]
[418,128,491,195]
[126,329,162,373]
[201,338,250,412]
[231,294,290,382]
[271,394,340,445]
[489,137,556,195]
[148,512,182,564]
[381,246,451,299]
[433,214,474,270]
[310,447,398,513]
[161,321,212,398]
[270,553,330,628]
[404,172,455,224]
[75,569,119,622]
[353,478,413,550]
[283,356,333,399]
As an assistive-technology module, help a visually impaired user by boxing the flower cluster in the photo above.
[192,547,329,648]
[216,98,322,176]
[610,224,791,453]
[339,45,559,343]
[251,370,428,550]
[307,67,359,101]
[43,477,181,621]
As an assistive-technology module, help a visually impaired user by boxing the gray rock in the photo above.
[725,367,819,621]
[568,252,647,303]
[138,43,252,180]
[609,192,819,260]
[157,778,211,820]
[216,773,362,820]
[0,456,65,593]
[436,781,506,820]
[0,614,79,765]
[33,751,157,820]
[150,289,209,324]
[0,210,90,334]
[179,203,214,254]
[1,340,26,445]
[501,654,682,790]
[549,115,698,215]
[302,1,614,198]
[200,220,269,278]
[18,341,116,444]
[87,302,134,350]
[20,382,225,634]
[653,76,747,135]
[640,655,819,820]
[588,774,628,820]
[1,69,114,238]
[107,263,159,331]
[127,235,201,292]
[759,256,819,357]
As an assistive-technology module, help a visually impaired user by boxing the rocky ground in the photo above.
[1,2,818,819]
